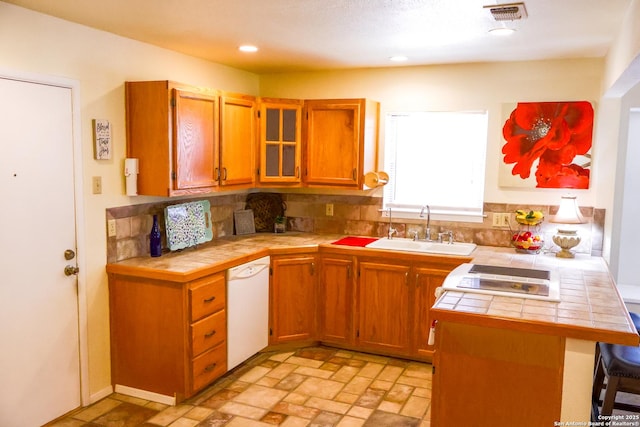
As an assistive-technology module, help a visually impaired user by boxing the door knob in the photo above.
[64,249,76,260]
[64,265,79,276]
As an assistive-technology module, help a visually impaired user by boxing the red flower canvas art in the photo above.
[500,101,594,189]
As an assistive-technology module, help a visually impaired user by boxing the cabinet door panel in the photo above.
[173,89,219,190]
[270,255,316,343]
[259,99,302,184]
[319,256,354,345]
[305,105,359,186]
[413,267,448,357]
[190,273,226,321]
[220,95,256,186]
[191,343,227,392]
[358,261,411,353]
[191,309,226,357]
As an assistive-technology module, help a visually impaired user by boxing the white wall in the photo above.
[0,2,259,401]
[616,109,640,286]
[260,59,605,208]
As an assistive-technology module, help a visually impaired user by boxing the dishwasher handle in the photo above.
[228,260,270,281]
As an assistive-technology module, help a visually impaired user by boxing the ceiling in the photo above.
[3,0,632,74]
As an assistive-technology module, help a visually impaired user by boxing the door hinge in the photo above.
[170,98,176,108]
[356,329,360,338]
[432,366,436,375]
[257,110,261,118]
[256,168,260,177]
[269,328,273,336]
[171,171,176,180]
[269,267,273,275]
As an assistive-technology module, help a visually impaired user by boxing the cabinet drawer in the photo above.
[190,274,226,321]
[192,343,227,392]
[191,309,226,357]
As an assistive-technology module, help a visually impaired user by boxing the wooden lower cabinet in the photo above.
[313,252,467,360]
[108,271,227,402]
[269,253,317,344]
[357,260,412,354]
[413,267,449,358]
[318,255,355,346]
[432,321,564,427]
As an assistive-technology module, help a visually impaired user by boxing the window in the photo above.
[383,111,489,221]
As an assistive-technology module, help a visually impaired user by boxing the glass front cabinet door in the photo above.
[259,98,302,185]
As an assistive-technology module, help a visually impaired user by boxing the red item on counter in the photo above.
[331,236,379,247]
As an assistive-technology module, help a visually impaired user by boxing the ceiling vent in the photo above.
[484,2,528,21]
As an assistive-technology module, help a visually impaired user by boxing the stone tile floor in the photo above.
[49,346,432,426]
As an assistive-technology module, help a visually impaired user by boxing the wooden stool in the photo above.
[592,312,640,416]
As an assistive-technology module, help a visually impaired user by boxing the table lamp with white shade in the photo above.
[550,195,585,258]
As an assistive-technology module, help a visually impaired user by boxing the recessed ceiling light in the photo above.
[239,45,258,53]
[488,27,516,36]
[389,56,408,62]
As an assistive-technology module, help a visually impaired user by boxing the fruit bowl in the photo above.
[511,231,544,254]
[515,210,544,226]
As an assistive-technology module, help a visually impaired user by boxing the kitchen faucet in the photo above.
[438,230,454,244]
[419,205,431,241]
[387,207,397,239]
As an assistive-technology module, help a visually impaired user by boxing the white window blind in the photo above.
[383,111,488,221]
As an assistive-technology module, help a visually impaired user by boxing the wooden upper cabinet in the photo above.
[303,99,379,188]
[174,89,220,192]
[219,92,257,188]
[258,98,303,185]
[125,81,220,197]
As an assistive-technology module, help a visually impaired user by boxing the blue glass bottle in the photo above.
[150,214,162,257]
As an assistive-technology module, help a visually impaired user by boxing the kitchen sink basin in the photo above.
[365,238,477,256]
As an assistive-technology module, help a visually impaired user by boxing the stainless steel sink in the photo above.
[365,238,477,256]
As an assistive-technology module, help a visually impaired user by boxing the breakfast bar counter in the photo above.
[429,246,639,426]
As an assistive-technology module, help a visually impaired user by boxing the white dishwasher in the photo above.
[226,256,270,370]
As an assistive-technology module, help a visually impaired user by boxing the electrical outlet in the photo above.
[492,213,502,227]
[492,213,510,227]
[92,176,102,194]
[501,213,511,227]
[325,203,334,216]
[107,219,117,237]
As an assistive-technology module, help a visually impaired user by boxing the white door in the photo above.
[0,77,81,426]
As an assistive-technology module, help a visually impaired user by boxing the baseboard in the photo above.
[89,385,113,405]
[114,384,176,406]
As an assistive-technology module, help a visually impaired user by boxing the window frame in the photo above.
[381,110,489,223]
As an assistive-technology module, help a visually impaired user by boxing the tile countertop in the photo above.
[431,245,640,346]
[105,233,344,282]
[106,233,638,346]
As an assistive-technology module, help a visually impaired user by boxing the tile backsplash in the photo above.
[106,192,604,262]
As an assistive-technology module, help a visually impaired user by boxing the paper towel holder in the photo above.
[364,171,389,189]
[124,158,139,196]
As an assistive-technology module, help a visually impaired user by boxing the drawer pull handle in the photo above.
[204,363,217,372]
[204,330,216,338]
[204,296,216,303]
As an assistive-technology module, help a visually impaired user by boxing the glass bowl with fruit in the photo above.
[511,210,544,254]
[511,231,544,254]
